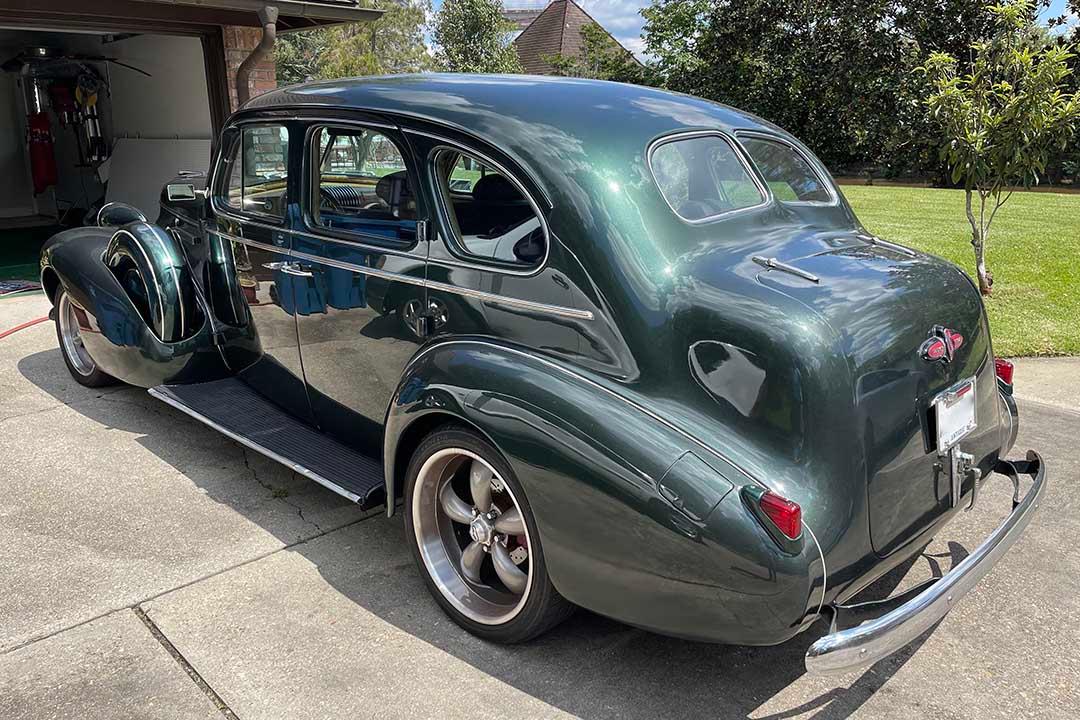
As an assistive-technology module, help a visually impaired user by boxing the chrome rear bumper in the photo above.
[805,451,1046,675]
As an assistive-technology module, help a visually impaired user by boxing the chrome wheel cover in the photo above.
[58,293,96,377]
[412,448,533,625]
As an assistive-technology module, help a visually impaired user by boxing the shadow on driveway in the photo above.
[19,347,951,719]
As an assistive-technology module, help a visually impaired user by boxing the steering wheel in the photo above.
[319,187,345,213]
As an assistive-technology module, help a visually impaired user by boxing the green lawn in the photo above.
[843,185,1080,357]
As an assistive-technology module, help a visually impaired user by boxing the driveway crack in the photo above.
[133,606,240,720]
[240,448,322,533]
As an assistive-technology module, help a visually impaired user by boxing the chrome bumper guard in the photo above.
[805,450,1046,676]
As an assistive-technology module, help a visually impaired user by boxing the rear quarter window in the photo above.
[649,133,766,222]
[739,135,834,204]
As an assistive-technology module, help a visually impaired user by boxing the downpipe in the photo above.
[235,5,279,107]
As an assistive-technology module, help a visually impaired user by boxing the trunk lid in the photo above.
[755,242,1000,555]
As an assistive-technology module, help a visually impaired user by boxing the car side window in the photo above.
[739,135,833,203]
[310,126,417,243]
[432,148,546,267]
[219,124,290,220]
[650,133,765,222]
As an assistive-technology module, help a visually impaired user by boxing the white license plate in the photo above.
[934,378,977,453]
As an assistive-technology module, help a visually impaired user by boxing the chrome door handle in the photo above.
[281,263,314,278]
[262,261,313,277]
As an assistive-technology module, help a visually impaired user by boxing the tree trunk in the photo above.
[965,189,992,296]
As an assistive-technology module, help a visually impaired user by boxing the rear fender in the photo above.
[384,338,823,644]
[40,225,228,387]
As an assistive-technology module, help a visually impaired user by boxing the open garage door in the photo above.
[0,0,381,280]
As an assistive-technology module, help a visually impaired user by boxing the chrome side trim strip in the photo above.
[213,210,544,279]
[209,228,593,321]
[148,386,363,503]
[209,230,282,256]
[424,278,593,320]
[289,246,427,290]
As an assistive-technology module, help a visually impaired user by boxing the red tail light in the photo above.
[759,491,802,540]
[995,358,1014,385]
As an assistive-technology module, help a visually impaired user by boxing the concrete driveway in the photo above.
[1,293,1077,719]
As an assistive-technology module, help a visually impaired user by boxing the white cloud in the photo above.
[572,0,650,60]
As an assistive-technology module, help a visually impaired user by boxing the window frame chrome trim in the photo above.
[422,138,552,278]
[300,121,423,253]
[404,127,554,210]
[646,129,772,226]
[209,122,293,227]
[735,130,840,207]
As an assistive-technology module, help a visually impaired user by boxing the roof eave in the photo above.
[135,0,384,27]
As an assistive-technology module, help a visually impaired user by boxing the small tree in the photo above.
[431,0,522,73]
[923,0,1080,295]
[544,22,646,84]
[319,0,432,78]
[274,1,431,82]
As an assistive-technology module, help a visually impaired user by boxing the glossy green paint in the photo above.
[384,340,823,644]
[40,225,230,387]
[42,75,1017,645]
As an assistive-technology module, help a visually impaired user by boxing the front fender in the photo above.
[385,339,824,644]
[40,226,228,387]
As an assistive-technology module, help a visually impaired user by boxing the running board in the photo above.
[149,378,385,508]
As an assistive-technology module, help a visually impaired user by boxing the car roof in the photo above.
[251,74,773,125]
[244,74,787,151]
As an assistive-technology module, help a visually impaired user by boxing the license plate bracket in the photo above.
[933,377,977,454]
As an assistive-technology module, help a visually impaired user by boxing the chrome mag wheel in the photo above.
[58,292,96,377]
[412,447,533,625]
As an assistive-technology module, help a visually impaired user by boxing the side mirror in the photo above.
[166,183,206,202]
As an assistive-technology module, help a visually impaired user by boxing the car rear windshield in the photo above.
[650,134,765,222]
[739,136,833,203]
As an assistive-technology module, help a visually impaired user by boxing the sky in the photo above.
[428,0,1077,60]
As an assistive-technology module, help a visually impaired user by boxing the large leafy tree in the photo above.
[431,0,522,73]
[274,0,430,82]
[923,0,1080,295]
[544,22,647,84]
[639,0,996,174]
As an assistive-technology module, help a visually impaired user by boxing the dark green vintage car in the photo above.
[39,75,1045,675]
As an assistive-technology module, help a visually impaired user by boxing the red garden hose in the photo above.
[0,316,48,341]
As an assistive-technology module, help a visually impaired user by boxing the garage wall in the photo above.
[0,74,34,218]
[108,34,212,140]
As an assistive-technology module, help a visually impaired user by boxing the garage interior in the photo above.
[0,0,379,285]
[0,28,214,280]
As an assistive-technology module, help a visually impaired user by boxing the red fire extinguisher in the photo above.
[27,111,57,195]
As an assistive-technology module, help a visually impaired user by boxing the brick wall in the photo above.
[222,25,277,111]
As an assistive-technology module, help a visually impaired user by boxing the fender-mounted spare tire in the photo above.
[104,221,200,343]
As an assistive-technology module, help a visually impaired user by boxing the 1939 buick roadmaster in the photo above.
[39,75,1045,675]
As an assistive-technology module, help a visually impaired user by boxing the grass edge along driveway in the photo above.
[844,185,1079,357]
